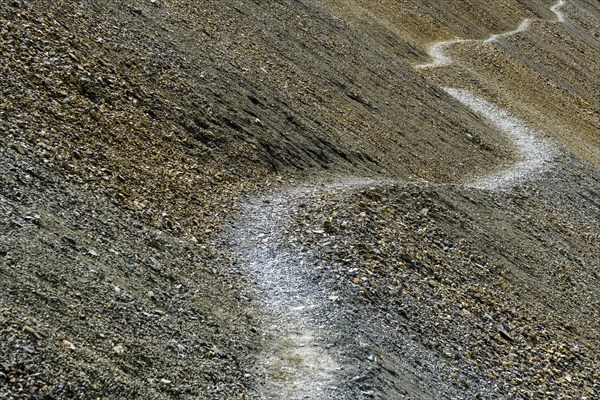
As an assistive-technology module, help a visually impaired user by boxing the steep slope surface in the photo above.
[229,0,599,398]
[325,0,599,166]
[0,0,516,397]
[1,0,598,399]
[290,156,599,398]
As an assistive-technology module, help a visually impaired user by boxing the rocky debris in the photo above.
[0,0,598,398]
[0,0,528,202]
[0,147,259,398]
[285,155,599,398]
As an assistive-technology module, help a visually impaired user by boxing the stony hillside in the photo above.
[289,154,599,398]
[327,0,599,165]
[1,0,598,399]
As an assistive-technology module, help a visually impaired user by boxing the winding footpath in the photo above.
[231,1,567,398]
[446,88,556,190]
[416,0,566,189]
[416,0,565,69]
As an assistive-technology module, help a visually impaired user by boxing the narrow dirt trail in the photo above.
[485,19,531,43]
[230,1,568,398]
[445,89,556,190]
[234,193,339,399]
[551,0,567,22]
[232,180,376,399]
[417,0,567,188]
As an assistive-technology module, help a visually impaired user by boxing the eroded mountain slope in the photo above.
[1,0,598,398]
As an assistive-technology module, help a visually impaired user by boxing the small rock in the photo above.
[60,339,76,350]
[22,325,42,340]
[497,324,514,342]
[210,345,226,358]
[148,239,162,250]
[62,235,77,247]
[23,213,41,225]
[427,279,439,287]
[21,345,35,354]
[113,344,125,354]
[10,143,26,155]
[11,1,27,9]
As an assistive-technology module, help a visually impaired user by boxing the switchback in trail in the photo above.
[445,89,556,190]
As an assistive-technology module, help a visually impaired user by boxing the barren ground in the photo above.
[1,0,598,399]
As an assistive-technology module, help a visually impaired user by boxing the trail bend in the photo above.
[416,0,567,69]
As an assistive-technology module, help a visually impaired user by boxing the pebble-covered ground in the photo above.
[285,155,599,398]
[1,0,598,398]
[0,141,262,398]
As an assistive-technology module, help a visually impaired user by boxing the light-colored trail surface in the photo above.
[234,195,337,399]
[415,38,474,69]
[486,18,531,43]
[416,0,567,187]
[551,0,567,22]
[231,180,376,399]
[445,88,556,189]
